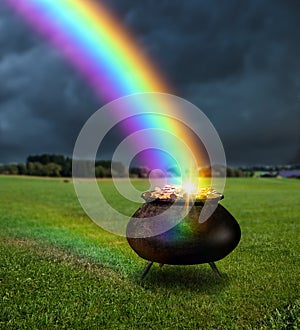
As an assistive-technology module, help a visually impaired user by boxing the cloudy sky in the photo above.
[0,0,299,166]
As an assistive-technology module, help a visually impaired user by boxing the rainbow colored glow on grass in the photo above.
[4,0,210,182]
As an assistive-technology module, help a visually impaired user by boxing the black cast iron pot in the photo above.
[126,194,241,278]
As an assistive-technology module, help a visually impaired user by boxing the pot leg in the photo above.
[208,262,221,277]
[141,261,153,279]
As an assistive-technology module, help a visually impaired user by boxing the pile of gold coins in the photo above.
[142,185,223,202]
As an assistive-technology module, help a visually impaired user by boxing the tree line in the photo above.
[0,154,254,178]
[0,154,71,177]
[0,154,125,178]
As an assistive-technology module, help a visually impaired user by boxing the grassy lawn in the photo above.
[0,176,299,329]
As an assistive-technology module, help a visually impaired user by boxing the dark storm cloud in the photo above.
[0,0,299,165]
[0,43,99,162]
[0,2,100,163]
[110,0,300,165]
[111,0,300,84]
[0,3,39,60]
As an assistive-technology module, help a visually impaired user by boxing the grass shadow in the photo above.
[130,263,230,294]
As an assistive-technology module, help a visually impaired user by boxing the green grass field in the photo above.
[0,176,299,329]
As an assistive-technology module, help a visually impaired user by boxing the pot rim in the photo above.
[141,193,224,205]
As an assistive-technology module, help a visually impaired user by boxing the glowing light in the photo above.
[182,181,198,195]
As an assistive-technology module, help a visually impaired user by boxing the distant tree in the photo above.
[50,154,65,166]
[95,161,111,177]
[242,170,254,177]
[61,157,72,177]
[17,163,27,175]
[226,167,234,177]
[6,164,19,175]
[27,162,44,176]
[44,163,62,177]
[227,167,251,177]
[138,167,149,178]
[95,165,106,178]
[95,160,111,168]
[129,167,140,178]
[27,154,65,166]
[39,154,50,165]
[111,162,125,177]
[234,169,244,177]
[73,160,94,178]
[24,154,126,178]
[26,154,71,176]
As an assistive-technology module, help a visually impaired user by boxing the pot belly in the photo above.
[126,203,241,265]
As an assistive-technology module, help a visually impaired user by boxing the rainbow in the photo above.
[4,0,168,100]
[4,0,214,185]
